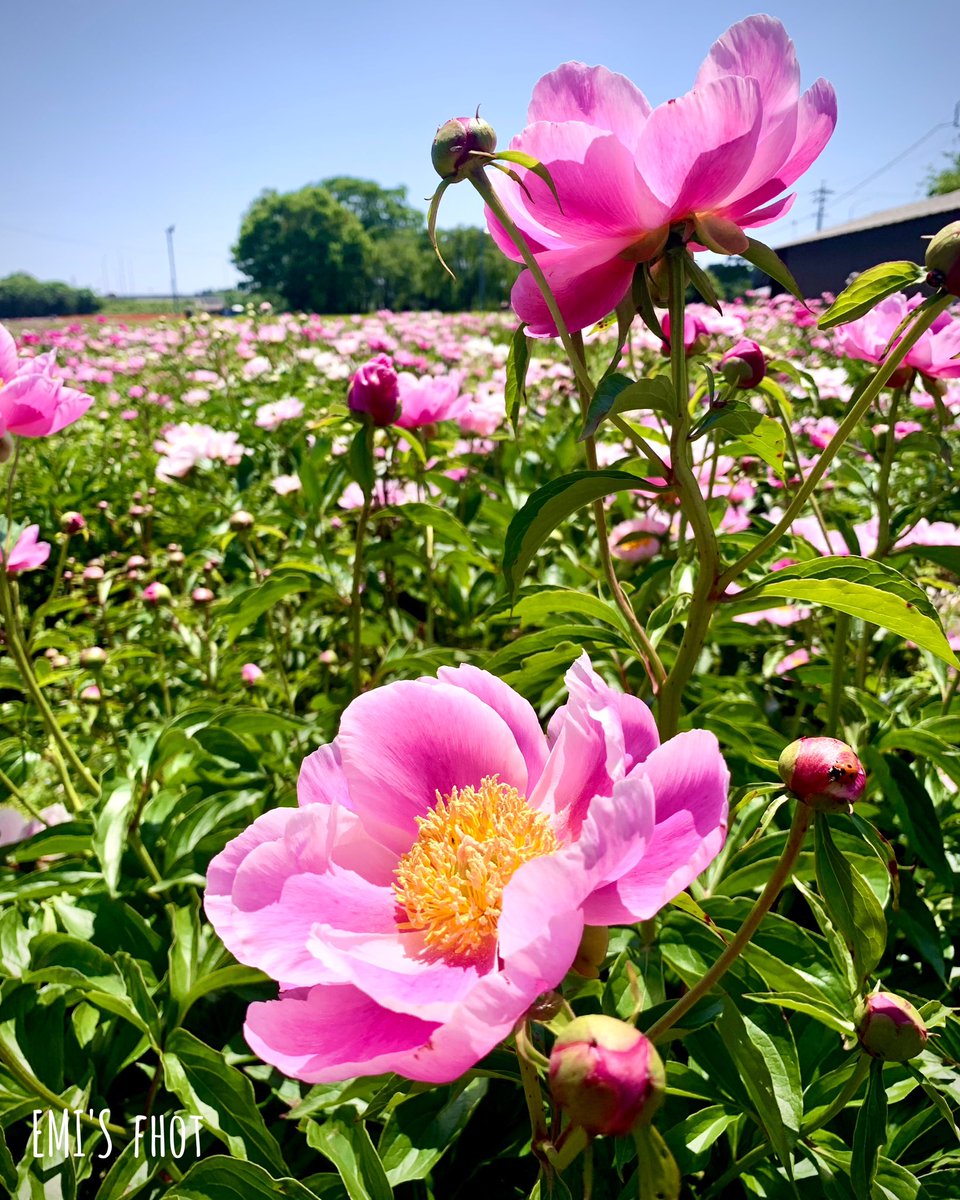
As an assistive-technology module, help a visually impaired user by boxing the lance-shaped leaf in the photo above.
[851,1057,887,1200]
[818,261,926,329]
[426,179,455,279]
[747,556,959,668]
[580,374,674,440]
[491,150,563,211]
[505,323,530,434]
[503,469,667,599]
[814,816,887,986]
[741,237,806,304]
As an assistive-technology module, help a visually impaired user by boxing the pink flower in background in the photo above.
[395,372,468,429]
[1,526,51,574]
[205,654,728,1083]
[0,803,70,849]
[154,423,248,481]
[487,16,836,334]
[0,324,93,437]
[835,294,960,381]
[255,397,304,431]
[271,473,302,495]
[609,516,671,562]
[241,663,264,686]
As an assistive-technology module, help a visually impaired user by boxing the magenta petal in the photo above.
[298,742,354,810]
[336,680,528,853]
[640,77,762,216]
[695,15,800,119]
[0,325,18,385]
[584,731,729,923]
[244,985,440,1084]
[528,62,652,153]
[511,242,637,337]
[431,664,549,786]
[44,385,94,435]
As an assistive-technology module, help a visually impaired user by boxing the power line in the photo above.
[832,102,960,205]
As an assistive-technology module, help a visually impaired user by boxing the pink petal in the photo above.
[244,984,440,1083]
[298,743,354,810]
[527,62,652,154]
[695,15,800,120]
[336,680,529,854]
[44,385,93,435]
[0,325,18,385]
[511,241,637,338]
[430,664,549,786]
[639,77,762,216]
[582,730,729,924]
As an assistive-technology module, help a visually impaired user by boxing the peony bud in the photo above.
[79,647,107,671]
[925,220,960,297]
[229,510,255,532]
[60,511,86,535]
[142,582,171,606]
[79,684,101,704]
[241,662,264,687]
[778,737,866,812]
[549,1015,665,1138]
[191,586,215,605]
[432,116,497,180]
[660,312,709,357]
[857,992,927,1061]
[0,433,13,464]
[571,926,610,979]
[348,354,400,427]
[720,339,766,389]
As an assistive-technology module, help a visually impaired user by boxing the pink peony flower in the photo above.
[255,397,304,431]
[241,663,264,686]
[348,355,401,427]
[1,525,51,574]
[271,473,302,495]
[835,294,960,381]
[487,16,836,334]
[0,803,71,849]
[0,324,93,437]
[205,654,729,1083]
[395,371,467,430]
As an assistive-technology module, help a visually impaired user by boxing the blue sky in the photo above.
[3,0,957,295]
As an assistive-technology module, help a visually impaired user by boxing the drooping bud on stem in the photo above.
[720,339,766,389]
[432,116,497,181]
[549,1015,665,1138]
[857,992,928,1061]
[925,220,960,297]
[778,737,866,812]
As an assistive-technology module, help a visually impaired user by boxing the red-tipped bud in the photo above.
[720,339,766,389]
[571,926,610,979]
[61,511,86,535]
[192,586,215,605]
[925,220,960,297]
[348,354,400,427]
[142,582,171,606]
[79,684,102,705]
[778,737,866,812]
[549,1015,665,1138]
[857,992,928,1061]
[431,116,497,180]
[79,647,107,671]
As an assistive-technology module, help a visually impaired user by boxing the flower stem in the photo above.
[802,1053,871,1134]
[826,612,850,736]
[721,293,954,588]
[350,492,372,697]
[516,1021,549,1149]
[643,801,812,1042]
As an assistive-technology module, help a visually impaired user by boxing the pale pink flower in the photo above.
[0,803,70,849]
[609,516,670,562]
[1,526,51,574]
[836,295,960,382]
[205,654,728,1083]
[241,663,264,686]
[255,397,304,431]
[488,16,836,334]
[271,473,302,495]
[0,324,93,437]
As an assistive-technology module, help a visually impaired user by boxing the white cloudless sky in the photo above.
[2,0,958,294]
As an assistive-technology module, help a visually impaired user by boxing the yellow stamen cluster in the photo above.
[394,776,558,960]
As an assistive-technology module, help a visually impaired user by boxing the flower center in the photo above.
[393,775,558,960]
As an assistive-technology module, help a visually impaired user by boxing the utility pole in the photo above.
[813,181,833,232]
[166,225,179,314]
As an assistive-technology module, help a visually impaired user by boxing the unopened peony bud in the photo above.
[142,582,171,606]
[549,1015,665,1138]
[660,312,709,357]
[778,737,866,811]
[720,339,766,389]
[348,355,400,427]
[432,116,497,180]
[192,587,215,605]
[925,220,960,297]
[61,511,86,535]
[229,510,255,532]
[572,926,610,979]
[857,992,927,1061]
[241,662,264,687]
[79,647,107,671]
[80,684,101,705]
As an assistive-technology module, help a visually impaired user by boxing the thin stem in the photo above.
[721,294,954,588]
[610,414,670,477]
[826,612,850,736]
[644,801,812,1042]
[874,386,904,556]
[702,1143,771,1200]
[0,763,43,818]
[516,1022,549,1150]
[350,491,373,697]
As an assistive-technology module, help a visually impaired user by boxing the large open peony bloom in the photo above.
[205,654,729,1083]
[835,293,960,381]
[487,16,836,335]
[0,324,92,437]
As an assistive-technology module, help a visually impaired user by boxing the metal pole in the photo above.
[166,225,179,314]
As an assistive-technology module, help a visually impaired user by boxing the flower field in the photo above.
[3,13,960,1200]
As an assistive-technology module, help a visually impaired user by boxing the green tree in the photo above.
[232,186,374,313]
[0,272,100,318]
[422,226,520,310]
[320,176,423,237]
[926,150,960,197]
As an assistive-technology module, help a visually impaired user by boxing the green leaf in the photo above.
[750,556,960,668]
[683,252,723,311]
[377,1079,487,1185]
[741,237,806,303]
[505,323,530,434]
[728,414,787,480]
[580,374,674,440]
[383,502,476,551]
[866,751,953,888]
[0,1125,15,1192]
[162,1029,287,1174]
[818,261,926,329]
[92,784,134,897]
[503,469,665,599]
[166,1157,321,1200]
[814,816,887,986]
[306,1113,393,1200]
[347,426,375,497]
[218,574,313,645]
[851,1057,887,1200]
[93,1136,164,1200]
[511,587,632,636]
[491,150,563,211]
[745,990,855,1035]
[634,1124,681,1200]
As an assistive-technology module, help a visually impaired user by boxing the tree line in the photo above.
[0,273,100,319]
